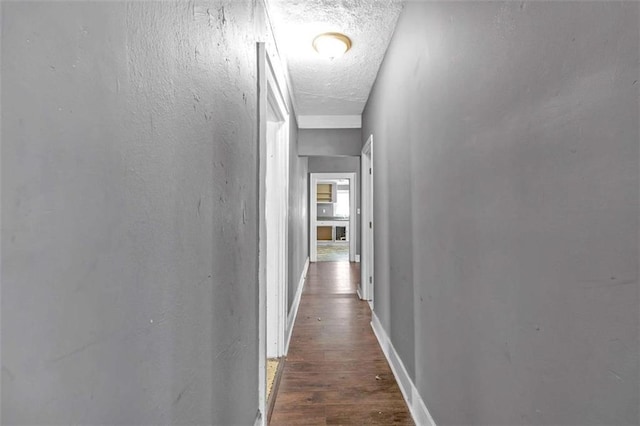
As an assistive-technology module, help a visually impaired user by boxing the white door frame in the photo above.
[257,43,290,425]
[265,59,290,361]
[360,135,374,306]
[310,172,356,263]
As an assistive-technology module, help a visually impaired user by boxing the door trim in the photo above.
[361,135,374,305]
[310,172,357,263]
[265,54,290,361]
[257,42,290,426]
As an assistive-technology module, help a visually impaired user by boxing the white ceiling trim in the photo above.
[298,115,361,129]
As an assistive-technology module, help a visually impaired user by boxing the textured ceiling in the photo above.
[266,0,404,116]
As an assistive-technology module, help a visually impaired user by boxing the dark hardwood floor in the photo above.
[270,262,414,425]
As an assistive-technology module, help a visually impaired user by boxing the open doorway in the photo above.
[310,173,356,263]
[316,178,350,261]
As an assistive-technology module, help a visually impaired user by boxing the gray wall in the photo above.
[299,128,362,156]
[309,156,361,255]
[1,2,301,425]
[363,2,639,425]
[308,156,360,174]
[288,116,309,310]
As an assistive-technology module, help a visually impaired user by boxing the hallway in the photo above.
[2,1,638,424]
[271,262,413,425]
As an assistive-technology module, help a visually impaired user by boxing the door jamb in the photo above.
[265,53,290,361]
[361,135,374,306]
[257,42,290,426]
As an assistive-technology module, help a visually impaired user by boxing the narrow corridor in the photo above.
[270,262,413,425]
[3,2,637,424]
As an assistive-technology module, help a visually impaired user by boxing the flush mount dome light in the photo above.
[312,32,352,59]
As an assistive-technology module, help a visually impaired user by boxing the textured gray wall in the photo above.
[0,1,304,424]
[363,2,639,425]
[309,156,361,255]
[299,128,362,156]
[288,115,309,310]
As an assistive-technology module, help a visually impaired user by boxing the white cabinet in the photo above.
[316,182,336,203]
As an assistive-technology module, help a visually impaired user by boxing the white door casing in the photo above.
[265,52,289,358]
[257,42,290,426]
[361,135,374,306]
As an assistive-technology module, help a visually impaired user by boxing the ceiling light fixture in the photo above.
[312,32,352,59]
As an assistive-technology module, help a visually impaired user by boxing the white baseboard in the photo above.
[253,410,263,426]
[355,254,361,262]
[371,313,436,426]
[356,287,363,300]
[285,257,309,353]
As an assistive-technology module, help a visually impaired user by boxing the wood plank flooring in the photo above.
[270,262,414,425]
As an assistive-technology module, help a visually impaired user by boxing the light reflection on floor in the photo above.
[316,242,349,262]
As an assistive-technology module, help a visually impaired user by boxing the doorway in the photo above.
[316,178,350,261]
[360,135,374,306]
[257,43,289,426]
[310,173,356,263]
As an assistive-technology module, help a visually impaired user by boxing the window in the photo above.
[334,189,350,216]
